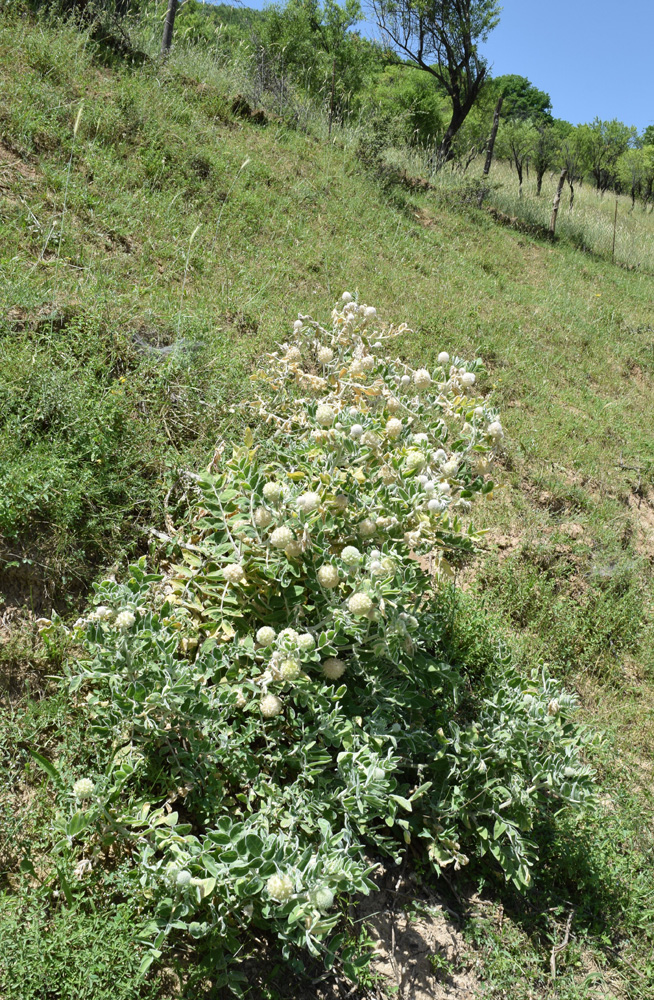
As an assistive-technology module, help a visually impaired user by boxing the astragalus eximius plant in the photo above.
[53,297,594,987]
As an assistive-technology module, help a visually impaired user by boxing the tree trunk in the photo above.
[536,169,545,196]
[568,179,575,210]
[161,0,177,56]
[482,94,503,178]
[516,160,523,196]
[550,168,567,236]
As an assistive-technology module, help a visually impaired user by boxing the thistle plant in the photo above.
[53,297,594,986]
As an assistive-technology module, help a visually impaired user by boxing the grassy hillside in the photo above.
[1,10,654,999]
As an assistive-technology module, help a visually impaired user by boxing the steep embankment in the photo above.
[1,13,653,1000]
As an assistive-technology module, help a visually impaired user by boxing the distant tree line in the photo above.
[43,0,653,204]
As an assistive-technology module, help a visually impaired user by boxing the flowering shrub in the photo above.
[50,298,594,986]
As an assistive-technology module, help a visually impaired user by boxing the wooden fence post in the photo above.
[161,0,178,56]
[611,197,618,261]
[328,59,336,138]
[549,168,567,237]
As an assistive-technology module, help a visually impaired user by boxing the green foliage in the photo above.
[577,117,639,191]
[0,896,159,1000]
[492,74,553,123]
[256,0,382,116]
[365,65,448,148]
[30,303,595,987]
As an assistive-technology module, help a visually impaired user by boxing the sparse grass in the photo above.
[1,8,654,999]
[386,145,654,272]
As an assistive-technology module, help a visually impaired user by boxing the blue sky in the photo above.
[212,1,653,133]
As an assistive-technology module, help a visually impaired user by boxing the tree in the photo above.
[496,118,537,195]
[370,0,501,161]
[577,118,638,192]
[259,0,378,117]
[492,74,552,123]
[617,146,654,209]
[558,127,585,209]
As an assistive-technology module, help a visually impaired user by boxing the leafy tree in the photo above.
[618,146,654,208]
[366,65,449,146]
[259,0,381,116]
[558,127,586,209]
[641,125,654,147]
[496,117,537,195]
[491,74,552,123]
[370,0,501,161]
[577,118,638,192]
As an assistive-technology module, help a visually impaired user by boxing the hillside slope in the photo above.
[1,12,654,1000]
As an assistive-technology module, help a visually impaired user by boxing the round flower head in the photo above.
[266,873,294,902]
[311,886,335,912]
[405,450,425,471]
[381,557,395,575]
[223,563,246,584]
[270,526,295,550]
[442,459,459,477]
[488,421,504,440]
[461,371,476,388]
[350,424,364,440]
[176,870,192,887]
[315,404,335,427]
[278,628,300,645]
[372,766,386,781]
[296,491,321,513]
[369,560,384,577]
[263,481,283,503]
[424,480,436,495]
[256,626,276,646]
[474,406,484,418]
[350,359,364,376]
[547,698,561,717]
[380,465,395,485]
[254,507,273,528]
[360,355,376,372]
[387,396,401,414]
[348,592,373,616]
[428,498,445,513]
[285,541,303,559]
[364,306,377,320]
[293,319,303,332]
[341,291,352,303]
[115,610,135,630]
[333,493,348,510]
[372,340,382,351]
[297,632,315,652]
[361,431,381,449]
[386,417,403,439]
[438,351,450,365]
[285,346,301,363]
[260,694,283,718]
[358,518,376,538]
[234,689,247,709]
[279,658,301,681]
[73,777,94,800]
[322,657,346,680]
[317,564,340,589]
[317,346,333,365]
[400,374,411,387]
[95,605,113,621]
[412,433,429,445]
[414,368,432,390]
[341,546,361,566]
[433,448,447,463]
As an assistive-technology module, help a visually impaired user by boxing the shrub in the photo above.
[40,298,595,986]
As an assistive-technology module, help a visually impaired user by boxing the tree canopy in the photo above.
[370,0,501,159]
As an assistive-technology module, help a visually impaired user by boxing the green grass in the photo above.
[2,9,654,998]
